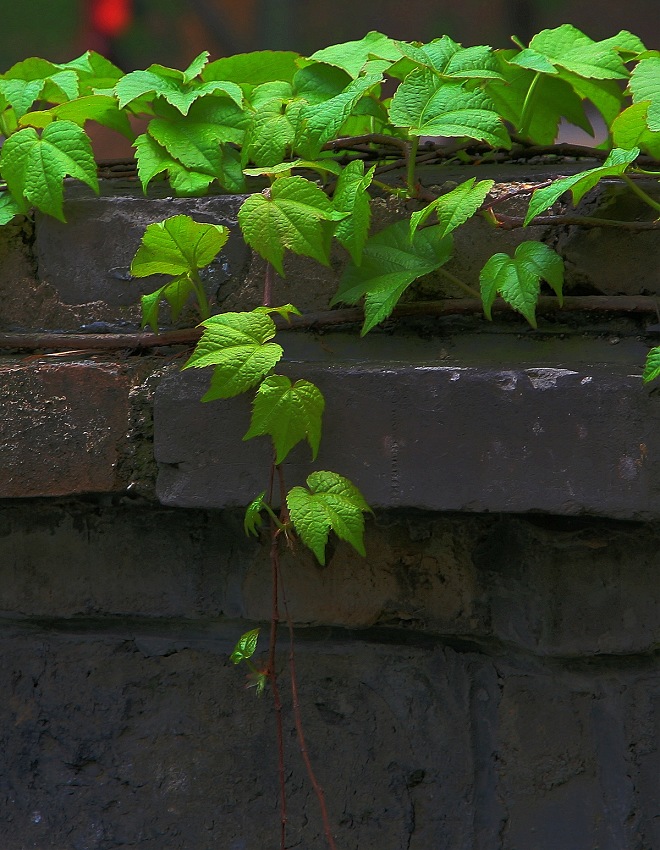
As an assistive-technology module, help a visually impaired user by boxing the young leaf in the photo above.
[243,159,342,178]
[130,215,229,277]
[643,347,660,384]
[409,178,494,239]
[332,221,453,333]
[244,375,325,464]
[244,492,267,537]
[287,471,371,565]
[308,31,401,78]
[230,628,260,664]
[183,311,283,401]
[0,121,98,221]
[238,176,345,276]
[524,147,639,224]
[253,304,302,321]
[479,241,564,328]
[629,57,660,131]
[139,274,194,331]
[389,71,510,147]
[332,160,376,264]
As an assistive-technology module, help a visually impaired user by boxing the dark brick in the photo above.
[0,361,130,497]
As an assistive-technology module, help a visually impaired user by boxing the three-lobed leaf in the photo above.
[184,310,283,401]
[287,471,371,565]
[629,57,660,131]
[131,215,229,277]
[238,176,346,276]
[479,241,564,327]
[0,120,98,220]
[332,160,376,264]
[244,492,267,537]
[244,375,325,465]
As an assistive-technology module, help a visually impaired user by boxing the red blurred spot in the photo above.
[92,0,133,38]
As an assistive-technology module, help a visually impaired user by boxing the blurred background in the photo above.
[1,0,658,72]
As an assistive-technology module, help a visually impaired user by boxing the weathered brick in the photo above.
[0,360,130,497]
[154,333,660,520]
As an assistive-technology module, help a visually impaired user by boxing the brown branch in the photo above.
[321,133,408,153]
[3,294,660,354]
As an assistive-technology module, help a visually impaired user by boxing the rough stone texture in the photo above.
[0,361,130,497]
[1,501,660,849]
[155,333,660,520]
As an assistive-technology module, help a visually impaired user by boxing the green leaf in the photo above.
[0,57,79,117]
[488,53,590,144]
[238,176,345,276]
[0,121,98,221]
[389,71,510,147]
[230,628,260,664]
[0,190,28,224]
[296,72,383,158]
[308,31,401,78]
[253,303,302,321]
[148,118,224,176]
[399,36,503,80]
[287,471,371,565]
[244,492,267,537]
[479,241,564,327]
[643,347,660,383]
[293,63,352,104]
[183,311,283,400]
[244,375,325,464]
[203,51,301,87]
[243,159,342,177]
[19,94,134,138]
[115,67,242,115]
[139,274,195,331]
[524,147,639,224]
[333,220,453,333]
[243,101,295,167]
[131,215,229,277]
[519,25,629,79]
[629,58,660,131]
[332,160,375,264]
[612,103,660,158]
[60,50,124,95]
[410,178,494,239]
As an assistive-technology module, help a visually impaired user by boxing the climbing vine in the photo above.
[1,24,659,848]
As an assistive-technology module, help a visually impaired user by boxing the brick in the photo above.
[154,333,660,520]
[0,361,129,497]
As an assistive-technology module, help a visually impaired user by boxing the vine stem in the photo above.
[263,262,275,308]
[4,293,660,353]
[519,72,542,139]
[406,136,419,197]
[622,175,660,216]
[190,271,211,320]
[436,267,481,299]
[275,527,338,848]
